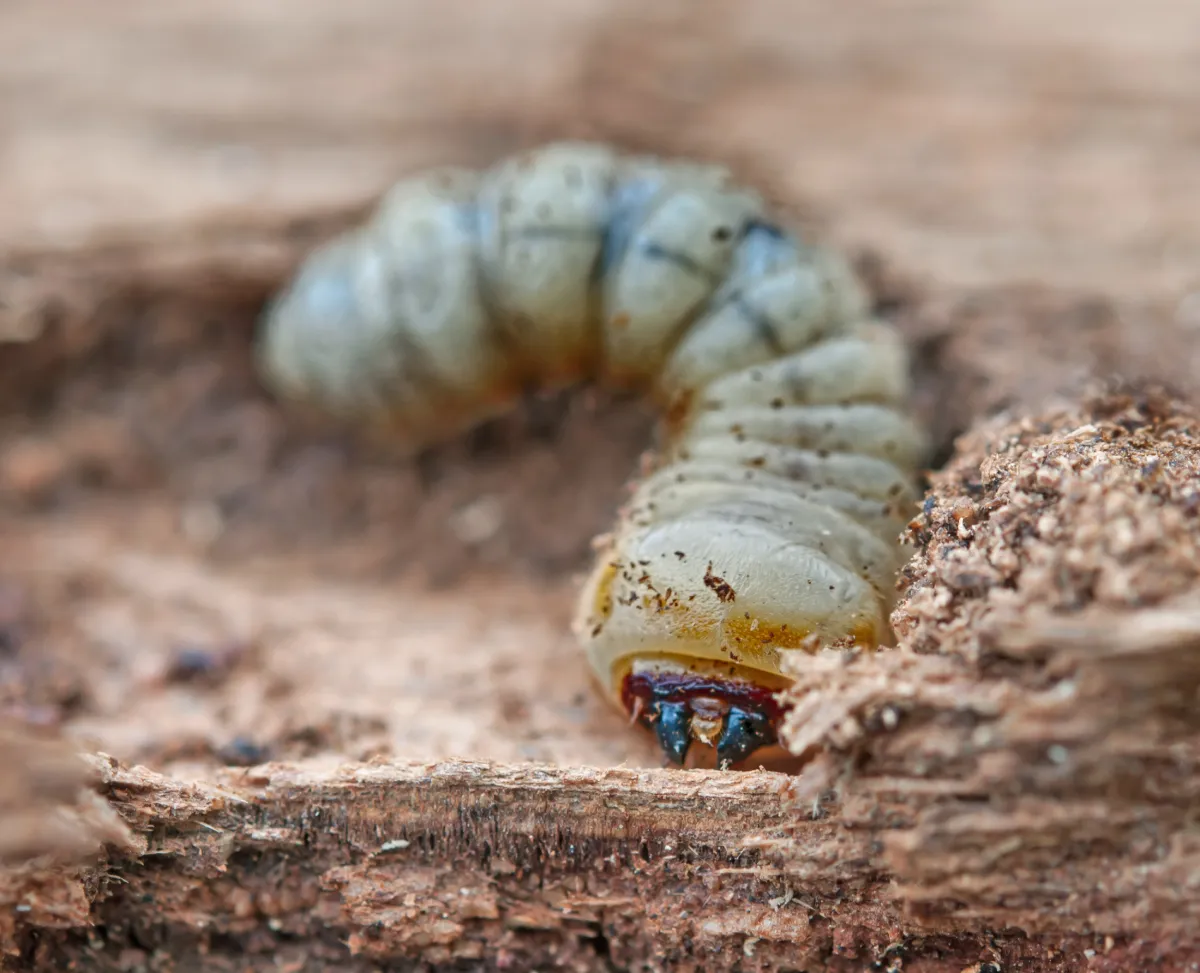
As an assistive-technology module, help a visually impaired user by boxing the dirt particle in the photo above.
[162,641,249,687]
[0,437,66,501]
[217,737,271,766]
[702,563,736,603]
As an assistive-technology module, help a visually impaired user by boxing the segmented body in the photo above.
[257,142,927,768]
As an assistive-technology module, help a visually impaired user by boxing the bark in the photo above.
[7,753,1195,972]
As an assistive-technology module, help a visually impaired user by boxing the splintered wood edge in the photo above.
[106,756,796,820]
[101,756,802,855]
[3,757,826,969]
[3,754,1188,971]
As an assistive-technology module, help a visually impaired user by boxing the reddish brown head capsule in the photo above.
[621,670,783,767]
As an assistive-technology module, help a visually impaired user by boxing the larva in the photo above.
[257,141,927,769]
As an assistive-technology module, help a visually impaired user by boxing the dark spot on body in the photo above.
[703,562,736,603]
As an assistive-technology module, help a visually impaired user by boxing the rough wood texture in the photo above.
[3,1,1200,970]
[9,754,1194,973]
[775,391,1200,954]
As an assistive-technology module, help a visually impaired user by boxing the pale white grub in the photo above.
[257,141,928,768]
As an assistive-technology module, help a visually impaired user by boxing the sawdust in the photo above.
[774,389,1200,952]
[898,386,1200,657]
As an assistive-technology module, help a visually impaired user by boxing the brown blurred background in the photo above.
[4,0,1199,300]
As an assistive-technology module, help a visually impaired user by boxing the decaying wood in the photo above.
[773,391,1200,958]
[11,760,805,970]
[0,723,127,867]
[5,353,1200,972]
[0,722,134,956]
[4,1,1200,971]
[5,389,1200,952]
[6,754,1193,973]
